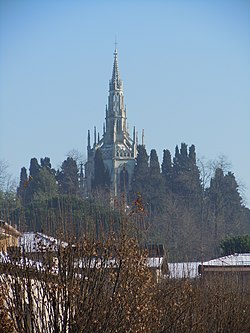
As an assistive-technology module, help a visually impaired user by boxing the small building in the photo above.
[198,253,250,291]
[0,220,21,252]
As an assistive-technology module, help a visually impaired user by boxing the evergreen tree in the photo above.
[206,167,226,240]
[35,167,58,200]
[130,145,149,203]
[172,144,186,192]
[57,157,80,195]
[206,168,245,240]
[17,167,28,204]
[189,144,196,163]
[223,172,243,227]
[18,158,58,205]
[19,167,28,188]
[41,157,51,169]
[149,149,160,175]
[220,235,250,255]
[148,149,166,212]
[24,158,40,203]
[29,158,40,178]
[175,145,180,159]
[92,149,110,194]
[180,142,188,159]
[161,149,173,190]
[38,157,58,199]
[172,143,201,202]
[187,145,201,197]
[169,142,203,257]
[93,149,104,189]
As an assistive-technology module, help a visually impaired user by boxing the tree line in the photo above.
[130,144,250,260]
[0,142,250,260]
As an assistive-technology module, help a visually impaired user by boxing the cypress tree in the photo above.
[161,149,173,190]
[29,158,40,178]
[148,149,166,212]
[24,158,40,203]
[92,149,110,190]
[149,149,160,175]
[20,157,58,204]
[36,168,58,200]
[180,142,188,160]
[40,157,51,169]
[189,144,196,163]
[17,167,28,204]
[207,167,226,239]
[19,167,28,187]
[57,157,80,195]
[175,145,180,159]
[206,169,245,238]
[187,144,201,196]
[172,143,196,191]
[130,144,149,202]
[172,144,186,195]
[172,143,201,208]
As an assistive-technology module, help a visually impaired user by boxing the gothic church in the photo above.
[85,48,137,197]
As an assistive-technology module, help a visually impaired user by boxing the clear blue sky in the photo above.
[1,0,250,206]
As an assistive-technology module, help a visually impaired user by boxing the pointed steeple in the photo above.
[109,48,123,91]
[85,45,138,199]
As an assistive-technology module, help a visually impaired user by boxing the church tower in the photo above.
[85,48,137,198]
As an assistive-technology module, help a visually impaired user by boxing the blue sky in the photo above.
[1,0,250,205]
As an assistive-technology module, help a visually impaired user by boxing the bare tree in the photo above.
[0,160,9,191]
[66,149,86,168]
[0,232,159,333]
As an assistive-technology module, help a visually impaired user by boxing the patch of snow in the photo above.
[146,257,163,268]
[168,262,201,279]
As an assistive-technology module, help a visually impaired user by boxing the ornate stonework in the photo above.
[85,48,137,197]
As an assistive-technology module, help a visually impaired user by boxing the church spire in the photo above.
[109,48,123,91]
[85,46,138,199]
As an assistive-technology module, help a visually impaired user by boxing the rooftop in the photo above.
[202,253,250,267]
